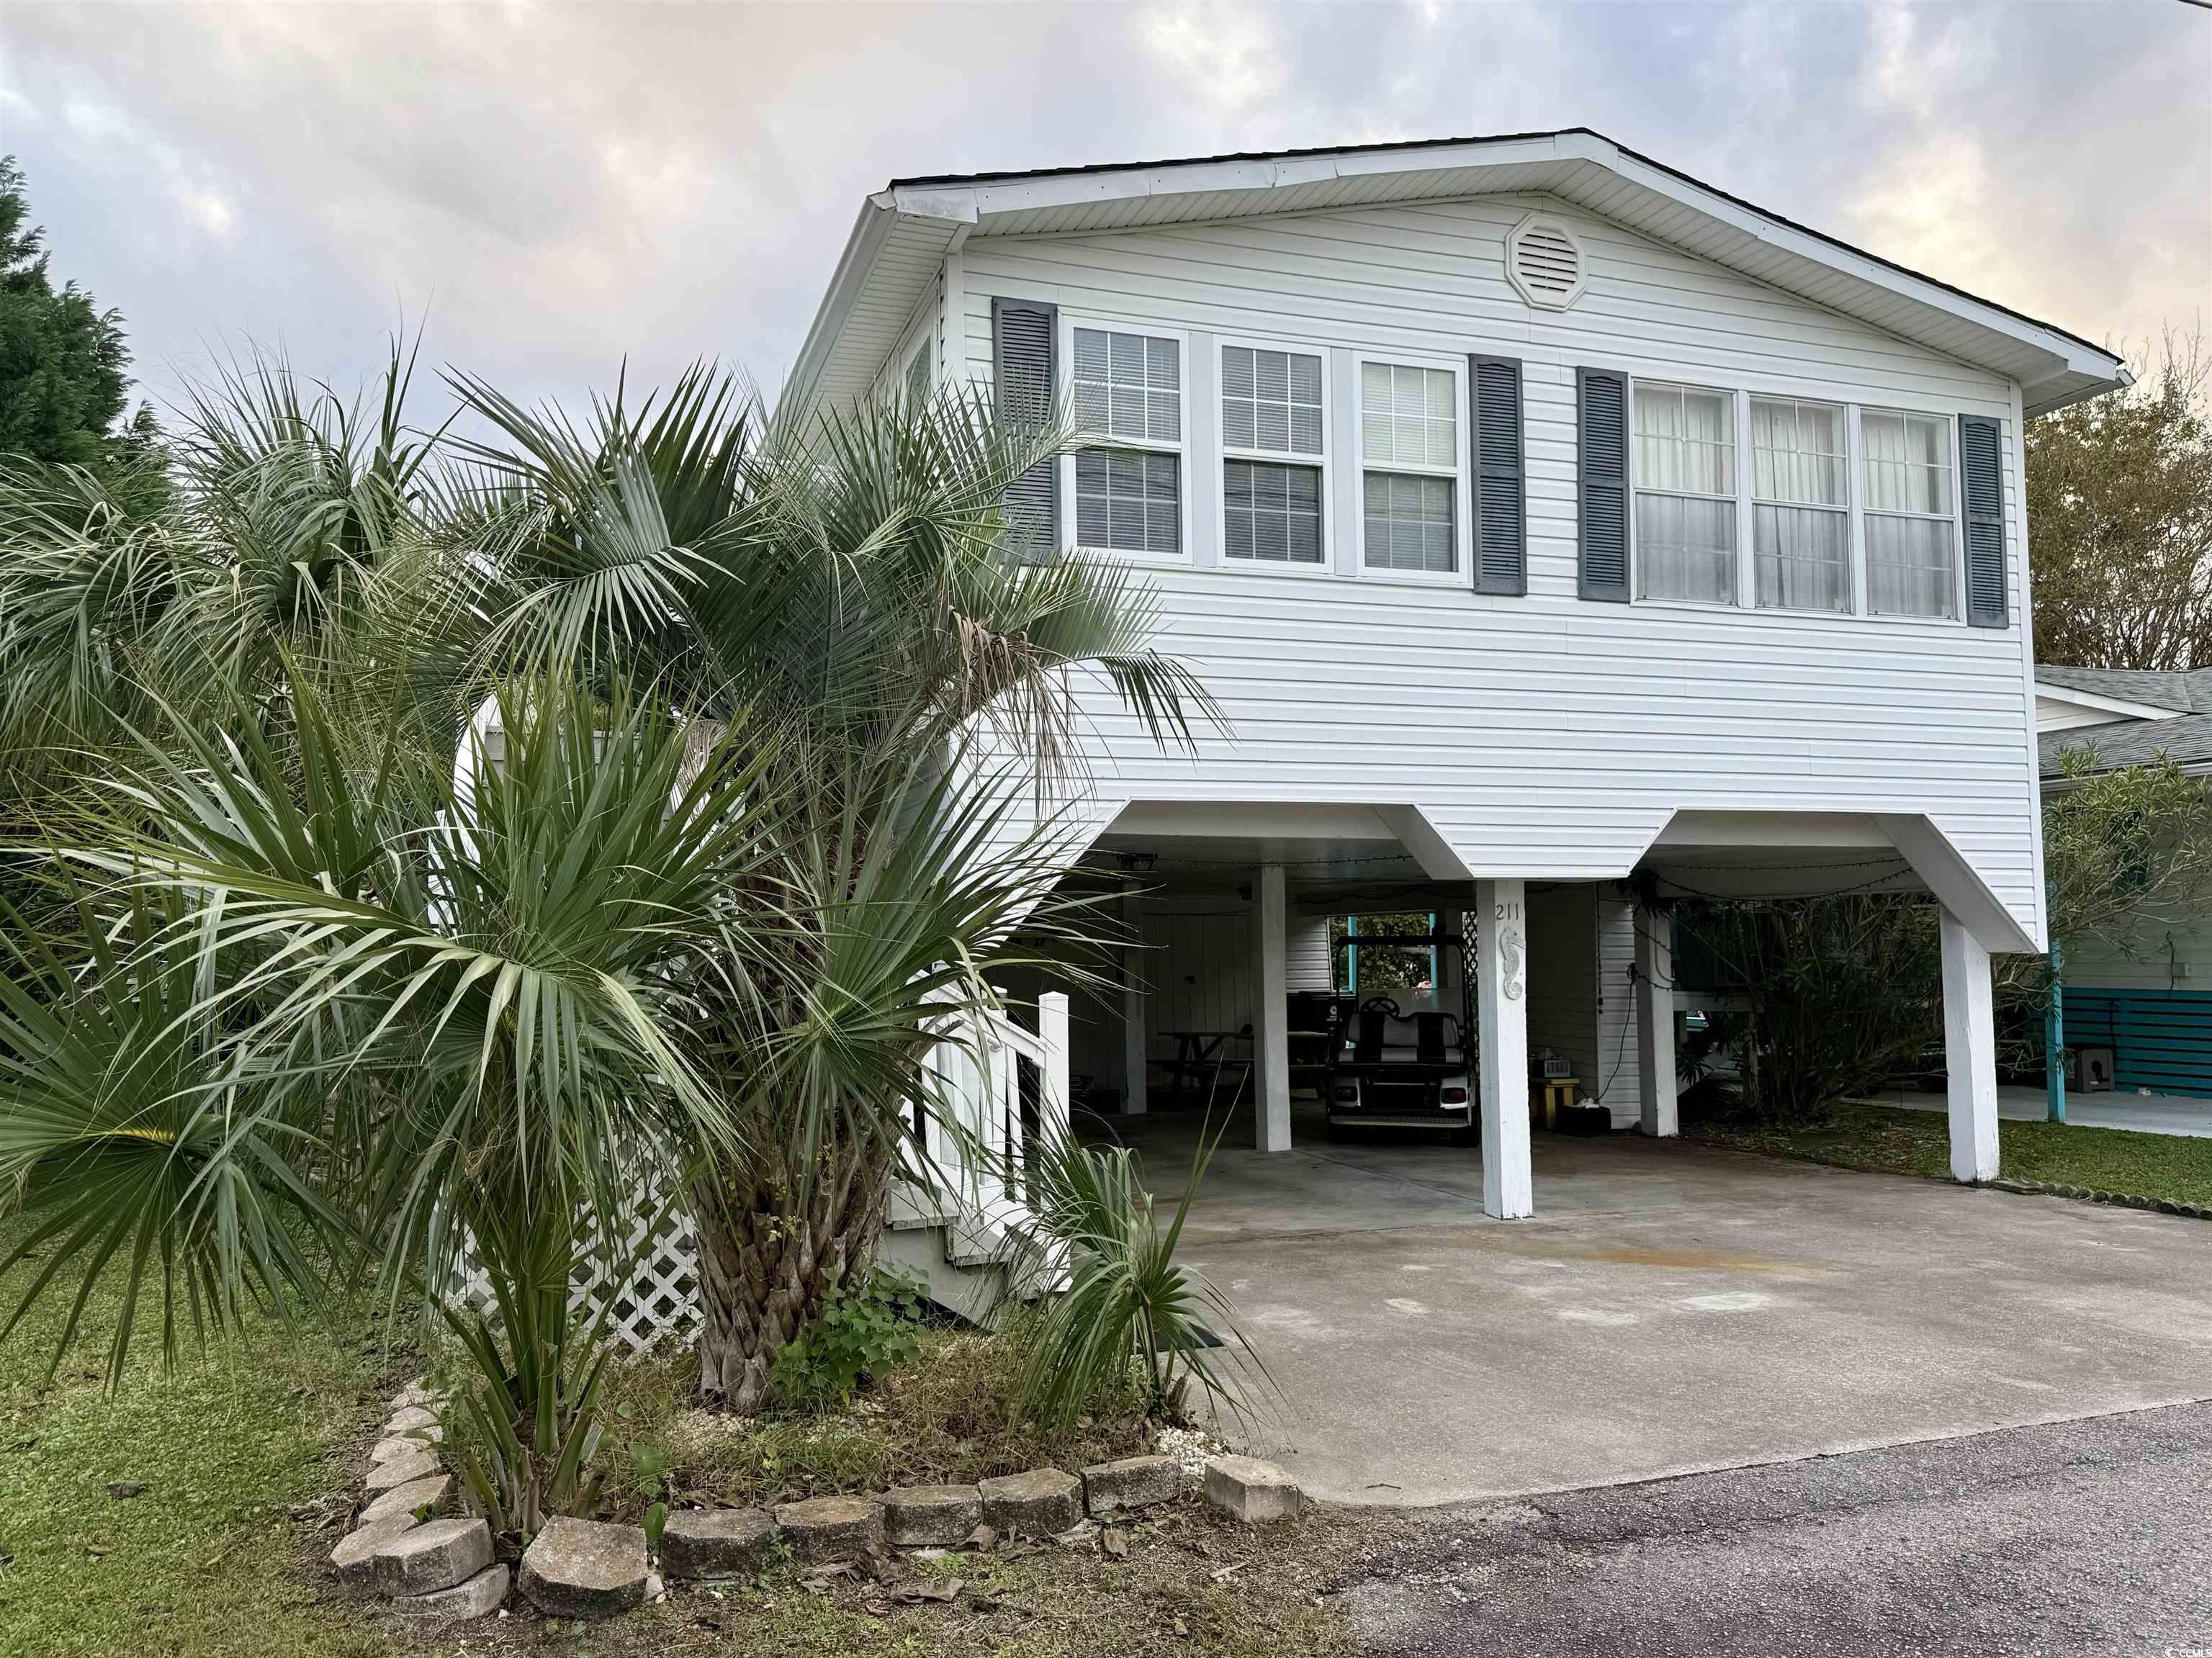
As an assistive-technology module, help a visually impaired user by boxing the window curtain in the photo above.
[1863,411,1956,616]
[1862,412,1950,515]
[1634,385,1732,495]
[1750,398,1848,611]
[1634,386,1735,602]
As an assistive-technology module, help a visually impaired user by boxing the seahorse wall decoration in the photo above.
[1500,926,1525,1001]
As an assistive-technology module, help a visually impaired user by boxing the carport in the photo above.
[1053,798,2024,1218]
[1084,1100,2212,1506]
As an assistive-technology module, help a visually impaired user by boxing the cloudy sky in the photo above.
[2,1,2206,423]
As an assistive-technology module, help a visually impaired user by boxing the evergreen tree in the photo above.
[0,155,154,467]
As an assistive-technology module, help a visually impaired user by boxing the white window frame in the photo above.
[1747,392,1851,615]
[1215,334,1333,580]
[1858,404,1967,624]
[903,334,933,405]
[1057,315,1192,563]
[1627,377,1742,609]
[1352,349,1470,585]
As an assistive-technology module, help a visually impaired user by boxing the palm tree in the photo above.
[387,370,1213,1410]
[1,351,1210,1431]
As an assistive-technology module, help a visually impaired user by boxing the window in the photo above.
[1223,346,1323,455]
[1360,361,1459,573]
[1750,397,1848,612]
[1863,410,1957,618]
[1222,344,1325,567]
[1633,383,1736,603]
[904,341,930,405]
[1225,461,1321,563]
[1071,327,1182,555]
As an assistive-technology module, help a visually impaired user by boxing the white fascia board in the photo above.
[891,137,1569,220]
[1573,135,2126,407]
[2030,681,2186,724]
[885,187,981,226]
[788,199,900,407]
[876,130,2123,412]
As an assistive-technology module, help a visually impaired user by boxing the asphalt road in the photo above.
[1345,1400,2212,1657]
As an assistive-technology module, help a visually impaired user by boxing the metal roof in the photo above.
[791,129,2130,424]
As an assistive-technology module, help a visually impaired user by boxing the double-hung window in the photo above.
[1750,396,1849,612]
[1633,382,1736,603]
[1071,325,1183,557]
[1221,343,1326,567]
[1360,360,1459,574]
[1862,410,1957,618]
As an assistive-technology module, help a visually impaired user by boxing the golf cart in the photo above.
[1323,994,1475,1141]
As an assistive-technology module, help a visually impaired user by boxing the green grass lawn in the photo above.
[1689,1103,2212,1208]
[0,1234,401,1658]
[0,1238,1363,1658]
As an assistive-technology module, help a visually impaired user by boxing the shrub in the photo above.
[768,1268,925,1410]
[1007,1127,1263,1428]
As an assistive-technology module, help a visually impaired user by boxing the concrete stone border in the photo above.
[328,1379,1298,1636]
[654,1453,1299,1583]
[328,1379,511,1634]
[1989,1176,2212,1220]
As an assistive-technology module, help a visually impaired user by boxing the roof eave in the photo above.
[806,128,2129,419]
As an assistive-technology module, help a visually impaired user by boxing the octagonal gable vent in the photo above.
[1506,215,1586,311]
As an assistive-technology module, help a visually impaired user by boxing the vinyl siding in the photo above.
[955,192,2042,945]
[1287,914,1334,991]
[2061,907,2212,996]
[1524,884,1599,1088]
[2036,695,2138,735]
[1594,891,1643,1124]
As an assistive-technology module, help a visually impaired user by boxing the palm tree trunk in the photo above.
[693,1146,892,1412]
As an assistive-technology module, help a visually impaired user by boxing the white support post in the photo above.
[1038,991,1070,1150]
[1636,906,1678,1138]
[1253,863,1292,1153]
[1477,878,1533,1218]
[1941,906,2000,1183]
[1120,880,1148,1116]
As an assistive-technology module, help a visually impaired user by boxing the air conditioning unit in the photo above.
[2073,1045,2116,1094]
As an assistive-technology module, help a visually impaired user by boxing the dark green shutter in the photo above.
[993,298,1058,556]
[1577,366,1629,602]
[1959,414,2006,628]
[1469,355,1526,595]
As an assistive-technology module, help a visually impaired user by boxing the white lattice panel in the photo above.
[446,996,1066,1348]
[449,1168,702,1354]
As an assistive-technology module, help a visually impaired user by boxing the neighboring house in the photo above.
[2036,665,2212,1098]
[793,127,2128,1220]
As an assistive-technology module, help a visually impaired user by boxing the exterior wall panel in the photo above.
[956,192,2043,945]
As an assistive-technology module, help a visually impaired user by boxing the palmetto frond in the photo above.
[0,887,343,1384]
[26,670,784,1356]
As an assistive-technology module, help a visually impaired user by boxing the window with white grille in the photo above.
[1223,346,1323,456]
[1750,396,1848,613]
[1359,359,1460,574]
[1226,461,1321,564]
[1221,343,1325,567]
[1862,410,1957,618]
[1633,382,1736,604]
[1070,326,1182,556]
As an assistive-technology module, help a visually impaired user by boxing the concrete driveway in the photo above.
[1089,1103,2212,1506]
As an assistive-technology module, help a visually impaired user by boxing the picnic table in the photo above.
[1157,1028,1247,1103]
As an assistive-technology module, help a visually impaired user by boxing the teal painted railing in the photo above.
[2054,988,2212,1100]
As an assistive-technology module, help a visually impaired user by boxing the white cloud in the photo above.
[0,0,2198,420]
[1138,1,1285,116]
